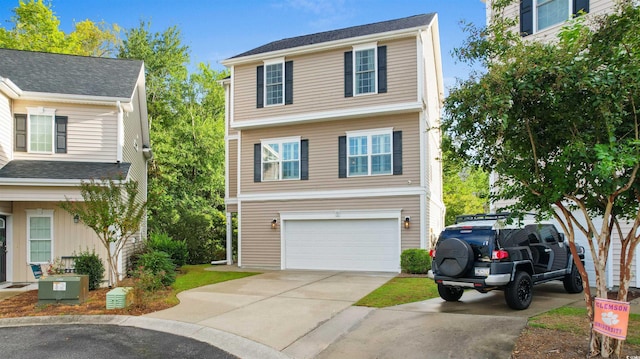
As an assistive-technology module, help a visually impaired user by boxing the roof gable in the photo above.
[228,13,436,60]
[0,48,143,99]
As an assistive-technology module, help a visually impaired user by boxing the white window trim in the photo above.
[352,42,378,96]
[26,107,56,154]
[26,209,54,264]
[261,136,301,181]
[264,57,285,107]
[346,127,393,177]
[533,0,572,33]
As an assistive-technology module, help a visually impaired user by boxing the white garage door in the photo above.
[283,218,400,272]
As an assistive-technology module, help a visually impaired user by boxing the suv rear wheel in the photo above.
[563,265,583,294]
[437,284,464,302]
[505,271,533,310]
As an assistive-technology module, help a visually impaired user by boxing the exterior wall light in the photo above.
[271,218,277,229]
[73,214,80,224]
[404,216,410,229]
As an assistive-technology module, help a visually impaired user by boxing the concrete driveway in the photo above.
[144,269,585,359]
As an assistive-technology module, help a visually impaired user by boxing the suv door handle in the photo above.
[544,248,552,253]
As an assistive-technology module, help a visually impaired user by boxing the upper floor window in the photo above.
[26,209,54,264]
[15,108,67,154]
[520,0,589,36]
[256,59,293,108]
[262,138,300,181]
[347,129,392,177]
[344,44,387,97]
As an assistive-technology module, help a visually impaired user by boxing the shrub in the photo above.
[148,233,188,267]
[74,249,105,290]
[136,250,176,287]
[400,249,431,274]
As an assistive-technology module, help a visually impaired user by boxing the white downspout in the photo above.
[116,101,124,163]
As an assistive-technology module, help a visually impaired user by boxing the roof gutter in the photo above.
[0,178,83,186]
[221,26,429,66]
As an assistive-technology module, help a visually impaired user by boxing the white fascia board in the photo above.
[238,186,426,202]
[17,91,132,107]
[0,178,82,186]
[280,209,402,221]
[221,27,426,67]
[0,77,22,98]
[231,101,423,130]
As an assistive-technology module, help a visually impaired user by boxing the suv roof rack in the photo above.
[455,213,511,224]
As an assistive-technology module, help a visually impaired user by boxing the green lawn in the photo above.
[355,277,439,308]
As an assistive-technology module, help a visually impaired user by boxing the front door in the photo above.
[0,215,6,282]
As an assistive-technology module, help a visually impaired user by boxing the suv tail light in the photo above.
[492,250,509,260]
[429,249,436,258]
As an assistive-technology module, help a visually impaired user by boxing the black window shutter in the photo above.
[520,0,533,37]
[285,61,293,105]
[338,136,347,178]
[393,131,402,175]
[14,114,27,152]
[377,46,387,93]
[55,116,67,153]
[300,139,308,180]
[344,51,353,98]
[256,66,264,108]
[573,0,589,15]
[254,143,262,182]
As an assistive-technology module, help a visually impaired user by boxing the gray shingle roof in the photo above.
[229,13,435,59]
[0,160,131,180]
[0,48,142,98]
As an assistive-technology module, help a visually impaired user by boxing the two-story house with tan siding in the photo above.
[485,0,638,288]
[0,49,151,284]
[221,14,445,272]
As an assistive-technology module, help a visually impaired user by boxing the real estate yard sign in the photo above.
[593,298,630,340]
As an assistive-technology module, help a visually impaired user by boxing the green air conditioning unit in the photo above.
[38,275,89,305]
[106,287,131,309]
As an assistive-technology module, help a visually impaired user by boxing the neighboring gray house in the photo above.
[221,14,445,272]
[0,49,151,283]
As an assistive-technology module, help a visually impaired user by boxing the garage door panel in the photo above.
[284,219,400,272]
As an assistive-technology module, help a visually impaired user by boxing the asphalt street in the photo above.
[0,324,237,359]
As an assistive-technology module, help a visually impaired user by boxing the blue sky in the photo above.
[0,0,487,90]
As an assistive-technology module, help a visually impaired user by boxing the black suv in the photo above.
[428,213,584,310]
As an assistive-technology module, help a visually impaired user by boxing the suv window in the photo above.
[538,224,559,243]
[439,226,495,260]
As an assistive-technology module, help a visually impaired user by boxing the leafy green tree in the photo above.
[0,0,119,56]
[444,1,640,357]
[442,137,489,226]
[59,179,146,287]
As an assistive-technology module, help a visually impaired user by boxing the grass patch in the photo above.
[163,265,260,305]
[355,277,438,308]
[530,306,640,345]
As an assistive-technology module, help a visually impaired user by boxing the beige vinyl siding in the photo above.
[0,94,11,167]
[232,37,418,123]
[500,0,616,42]
[11,201,106,282]
[610,220,638,288]
[228,139,238,199]
[122,88,147,205]
[240,195,420,268]
[0,186,84,201]
[0,201,12,214]
[241,113,420,193]
[226,203,238,213]
[12,100,117,162]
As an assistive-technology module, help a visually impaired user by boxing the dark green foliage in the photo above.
[400,249,431,274]
[148,233,188,267]
[136,250,176,287]
[73,249,105,290]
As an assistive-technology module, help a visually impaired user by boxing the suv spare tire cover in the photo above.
[435,237,475,277]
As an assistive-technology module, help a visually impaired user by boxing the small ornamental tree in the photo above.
[444,1,640,357]
[59,178,146,287]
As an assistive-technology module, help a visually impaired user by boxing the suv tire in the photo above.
[563,265,583,294]
[437,283,464,302]
[505,271,533,310]
[433,237,474,277]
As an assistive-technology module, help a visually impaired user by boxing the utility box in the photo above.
[38,275,89,305]
[106,287,131,309]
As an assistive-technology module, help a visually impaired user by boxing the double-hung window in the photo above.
[520,0,589,36]
[265,60,283,106]
[347,129,392,177]
[27,209,54,264]
[354,46,376,95]
[262,138,300,181]
[28,107,55,153]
